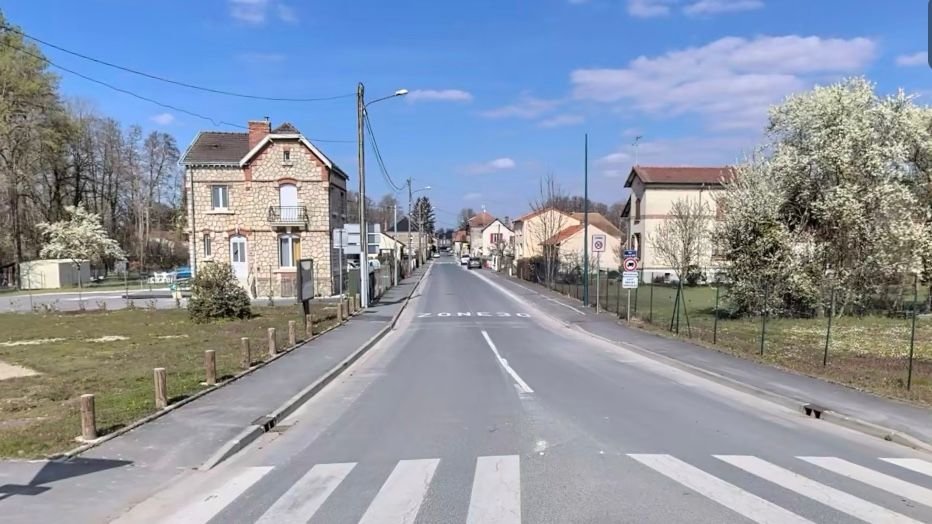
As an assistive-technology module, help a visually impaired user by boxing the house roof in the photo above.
[625,166,735,187]
[541,224,584,246]
[452,230,468,242]
[481,218,513,234]
[272,122,300,134]
[513,207,573,223]
[468,211,496,229]
[386,216,420,233]
[571,212,621,237]
[182,132,250,165]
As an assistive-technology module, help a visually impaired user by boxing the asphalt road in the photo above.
[116,257,932,523]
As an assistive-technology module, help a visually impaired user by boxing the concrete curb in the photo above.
[53,310,350,460]
[490,271,932,454]
[198,266,431,470]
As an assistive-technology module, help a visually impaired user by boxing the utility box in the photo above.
[20,259,90,290]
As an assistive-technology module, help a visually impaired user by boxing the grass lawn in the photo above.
[548,279,932,406]
[0,303,340,458]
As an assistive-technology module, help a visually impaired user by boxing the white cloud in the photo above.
[463,192,483,201]
[598,135,754,178]
[480,94,561,119]
[229,0,296,24]
[628,0,674,17]
[538,114,584,128]
[463,157,517,174]
[151,113,175,125]
[684,0,763,15]
[237,52,287,63]
[896,51,928,67]
[571,34,875,130]
[407,89,474,103]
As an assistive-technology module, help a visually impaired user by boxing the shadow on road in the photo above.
[0,457,131,502]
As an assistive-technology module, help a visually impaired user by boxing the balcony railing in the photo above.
[268,206,308,226]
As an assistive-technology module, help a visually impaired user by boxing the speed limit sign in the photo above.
[623,257,638,271]
[592,234,606,253]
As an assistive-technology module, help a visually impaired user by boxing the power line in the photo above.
[364,112,405,192]
[0,24,353,103]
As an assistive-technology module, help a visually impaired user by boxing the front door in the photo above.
[279,184,298,221]
[229,236,248,282]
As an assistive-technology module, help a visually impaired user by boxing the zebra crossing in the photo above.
[159,453,932,523]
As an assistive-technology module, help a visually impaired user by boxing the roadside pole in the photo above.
[908,273,919,390]
[622,249,639,323]
[582,133,590,306]
[595,255,601,313]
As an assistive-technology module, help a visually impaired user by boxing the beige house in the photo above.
[621,166,731,282]
[542,224,622,271]
[513,209,622,264]
[467,211,496,256]
[480,219,514,257]
[182,119,348,297]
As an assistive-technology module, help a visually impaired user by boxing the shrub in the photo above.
[188,262,251,323]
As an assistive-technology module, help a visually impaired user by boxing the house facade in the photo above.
[542,224,622,271]
[182,119,348,298]
[480,219,514,257]
[513,208,576,260]
[467,211,496,256]
[621,166,731,282]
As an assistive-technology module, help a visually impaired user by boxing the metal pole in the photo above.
[357,82,368,308]
[338,229,344,295]
[595,260,600,312]
[626,289,631,323]
[583,133,590,306]
[713,284,720,345]
[908,274,918,390]
[823,286,834,367]
[760,284,768,355]
[392,204,398,286]
[648,280,654,323]
[407,178,413,271]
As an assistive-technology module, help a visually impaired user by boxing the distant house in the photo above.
[467,211,496,256]
[452,229,468,256]
[621,166,733,282]
[514,209,621,269]
[480,219,514,258]
[385,217,426,258]
[181,119,348,297]
[542,223,622,271]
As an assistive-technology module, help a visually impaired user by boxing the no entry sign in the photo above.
[592,234,606,253]
[623,257,638,272]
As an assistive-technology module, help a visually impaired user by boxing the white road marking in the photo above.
[470,269,584,315]
[799,456,932,507]
[358,458,439,524]
[467,455,521,524]
[255,462,355,523]
[716,455,920,524]
[543,295,586,315]
[481,330,534,394]
[881,458,932,478]
[629,454,812,524]
[160,466,273,524]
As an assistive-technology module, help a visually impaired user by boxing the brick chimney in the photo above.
[247,118,271,149]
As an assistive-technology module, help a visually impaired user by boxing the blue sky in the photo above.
[1,0,929,227]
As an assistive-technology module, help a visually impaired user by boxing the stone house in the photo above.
[467,211,496,256]
[620,166,732,282]
[181,119,348,297]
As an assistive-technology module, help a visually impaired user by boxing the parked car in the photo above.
[432,252,440,259]
[460,254,470,265]
[468,257,482,269]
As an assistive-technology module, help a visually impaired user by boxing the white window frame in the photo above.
[203,233,211,257]
[278,234,300,268]
[210,185,230,210]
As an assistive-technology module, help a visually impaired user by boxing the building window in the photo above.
[210,185,229,210]
[634,198,641,223]
[282,148,291,164]
[203,233,211,257]
[633,233,642,260]
[278,234,300,268]
[490,233,503,243]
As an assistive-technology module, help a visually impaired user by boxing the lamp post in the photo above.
[406,178,431,266]
[357,83,407,309]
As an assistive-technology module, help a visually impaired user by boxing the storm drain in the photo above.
[803,403,826,419]
[252,415,277,432]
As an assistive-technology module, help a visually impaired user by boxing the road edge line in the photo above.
[484,270,932,455]
[198,264,432,470]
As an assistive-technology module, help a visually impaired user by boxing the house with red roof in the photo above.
[621,165,734,282]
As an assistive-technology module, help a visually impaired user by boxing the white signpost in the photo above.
[591,234,606,253]
[621,249,639,322]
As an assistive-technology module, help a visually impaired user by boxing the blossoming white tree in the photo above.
[37,205,126,286]
[718,77,932,315]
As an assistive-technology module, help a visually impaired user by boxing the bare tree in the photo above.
[649,197,711,282]
[527,175,571,287]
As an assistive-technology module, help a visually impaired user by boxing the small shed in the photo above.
[20,259,91,290]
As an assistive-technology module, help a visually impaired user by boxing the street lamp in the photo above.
[357,83,406,309]
[406,180,431,264]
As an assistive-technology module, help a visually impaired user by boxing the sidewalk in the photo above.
[0,265,429,524]
[486,270,932,450]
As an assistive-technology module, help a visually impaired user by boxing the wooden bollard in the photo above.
[305,314,314,337]
[268,327,277,357]
[349,295,356,315]
[342,297,349,319]
[153,368,167,409]
[240,337,251,369]
[336,302,343,323]
[288,320,296,346]
[80,393,97,441]
[355,293,361,312]
[204,350,217,386]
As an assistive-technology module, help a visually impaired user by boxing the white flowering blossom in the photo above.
[37,205,126,266]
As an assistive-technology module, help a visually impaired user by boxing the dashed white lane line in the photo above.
[481,330,534,394]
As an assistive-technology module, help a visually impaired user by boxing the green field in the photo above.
[547,278,932,406]
[0,304,338,458]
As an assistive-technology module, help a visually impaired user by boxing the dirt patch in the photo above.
[0,361,38,380]
[0,338,66,347]
[85,335,129,343]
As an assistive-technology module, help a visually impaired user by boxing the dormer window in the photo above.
[282,148,292,165]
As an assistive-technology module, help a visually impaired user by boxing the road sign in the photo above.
[622,271,639,289]
[592,234,606,253]
[623,257,638,272]
[623,248,638,258]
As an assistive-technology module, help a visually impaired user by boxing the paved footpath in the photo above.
[0,264,428,524]
[487,270,932,449]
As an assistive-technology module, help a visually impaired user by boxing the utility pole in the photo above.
[392,204,398,286]
[356,82,368,308]
[583,133,590,306]
[407,178,413,267]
